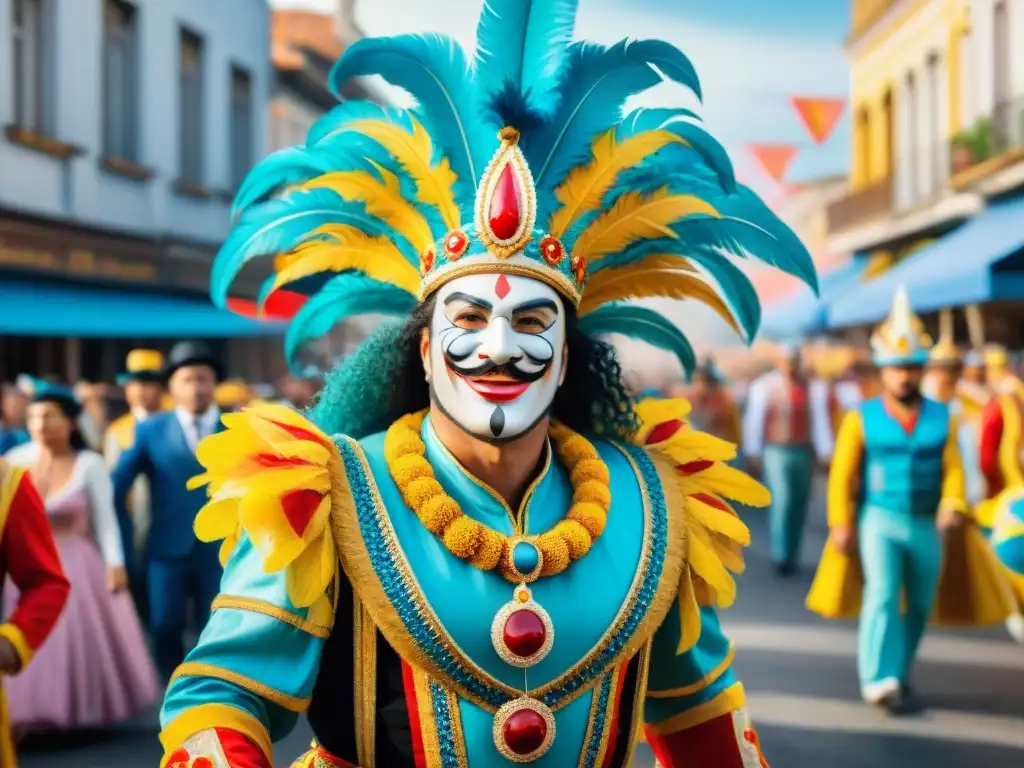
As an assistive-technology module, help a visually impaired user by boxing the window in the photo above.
[11,0,46,133]
[229,66,253,189]
[179,28,204,184]
[994,1,1009,105]
[905,71,918,201]
[925,52,942,187]
[102,0,138,160]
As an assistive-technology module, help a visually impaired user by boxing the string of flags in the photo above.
[745,96,847,185]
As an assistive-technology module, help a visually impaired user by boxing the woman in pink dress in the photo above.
[2,382,158,730]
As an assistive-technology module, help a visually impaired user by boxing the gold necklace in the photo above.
[385,410,614,760]
[384,410,612,583]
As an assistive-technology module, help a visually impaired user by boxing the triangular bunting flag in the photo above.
[747,144,799,184]
[791,97,846,145]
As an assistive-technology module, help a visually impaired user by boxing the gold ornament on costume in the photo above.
[475,127,538,259]
[384,411,612,581]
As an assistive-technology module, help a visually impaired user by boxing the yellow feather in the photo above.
[298,167,437,253]
[580,259,741,335]
[683,463,771,508]
[343,118,460,230]
[548,129,685,237]
[573,187,721,262]
[675,569,704,654]
[269,227,419,296]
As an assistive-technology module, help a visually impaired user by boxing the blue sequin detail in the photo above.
[538,443,667,708]
[512,541,540,574]
[583,671,615,767]
[336,437,668,711]
[430,681,462,768]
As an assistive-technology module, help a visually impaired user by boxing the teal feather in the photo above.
[232,147,343,216]
[474,0,579,114]
[618,108,735,190]
[579,304,696,374]
[284,274,417,370]
[530,41,662,188]
[211,189,398,309]
[330,34,481,205]
[618,39,702,101]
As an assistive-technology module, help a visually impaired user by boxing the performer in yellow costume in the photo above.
[156,0,822,765]
[807,289,1013,713]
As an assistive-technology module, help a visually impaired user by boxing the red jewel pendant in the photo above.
[491,585,554,668]
[492,697,556,762]
[489,164,523,241]
[475,127,536,258]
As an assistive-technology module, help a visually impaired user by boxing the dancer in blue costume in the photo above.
[158,1,819,766]
[807,289,1014,713]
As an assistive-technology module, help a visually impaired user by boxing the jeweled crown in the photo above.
[418,127,586,306]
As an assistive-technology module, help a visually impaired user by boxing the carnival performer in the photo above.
[742,343,835,575]
[214,379,256,413]
[0,459,70,767]
[923,340,985,507]
[4,382,158,732]
[806,289,1014,713]
[978,344,1024,515]
[113,341,225,682]
[157,1,820,766]
[105,349,166,616]
[686,357,741,445]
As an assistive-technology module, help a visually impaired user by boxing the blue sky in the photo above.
[271,0,852,193]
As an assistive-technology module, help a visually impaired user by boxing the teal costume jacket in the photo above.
[159,405,762,767]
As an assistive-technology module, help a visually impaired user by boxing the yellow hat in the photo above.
[984,343,1009,368]
[215,379,254,409]
[118,349,165,385]
[870,287,932,366]
[928,338,960,366]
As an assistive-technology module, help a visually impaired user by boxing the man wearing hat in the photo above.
[105,350,165,617]
[112,341,225,681]
[807,289,1013,711]
[742,341,836,575]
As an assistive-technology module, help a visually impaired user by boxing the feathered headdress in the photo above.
[214,0,817,371]
[870,287,932,366]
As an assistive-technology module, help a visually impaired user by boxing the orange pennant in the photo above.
[791,97,846,145]
[747,144,799,184]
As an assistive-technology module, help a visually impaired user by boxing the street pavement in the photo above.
[18,475,1024,767]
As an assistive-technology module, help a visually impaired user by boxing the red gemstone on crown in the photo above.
[503,708,548,756]
[444,230,469,260]
[502,609,546,658]
[540,235,564,266]
[489,163,523,241]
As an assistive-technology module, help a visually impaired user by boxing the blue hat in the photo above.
[870,287,932,367]
[29,378,81,417]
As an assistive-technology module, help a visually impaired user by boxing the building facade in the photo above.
[0,0,282,383]
[824,0,1024,342]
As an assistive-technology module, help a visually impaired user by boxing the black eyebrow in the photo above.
[444,292,493,310]
[513,299,559,313]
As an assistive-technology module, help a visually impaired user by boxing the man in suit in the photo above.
[113,341,224,681]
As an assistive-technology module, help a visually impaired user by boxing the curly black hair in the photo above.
[308,296,639,441]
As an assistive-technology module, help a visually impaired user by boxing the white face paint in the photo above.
[427,272,567,442]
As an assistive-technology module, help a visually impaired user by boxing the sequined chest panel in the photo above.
[330,432,681,765]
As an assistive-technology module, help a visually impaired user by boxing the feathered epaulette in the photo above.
[188,403,342,627]
[630,396,769,653]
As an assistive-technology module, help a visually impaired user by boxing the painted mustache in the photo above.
[444,356,549,383]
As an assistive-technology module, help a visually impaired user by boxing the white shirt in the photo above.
[175,406,221,452]
[742,371,835,461]
[4,444,125,567]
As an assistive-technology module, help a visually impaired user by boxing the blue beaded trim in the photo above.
[430,680,464,768]
[582,670,615,767]
[537,443,668,707]
[336,437,509,709]
[335,436,668,712]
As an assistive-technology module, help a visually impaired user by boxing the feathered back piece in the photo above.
[214,0,817,370]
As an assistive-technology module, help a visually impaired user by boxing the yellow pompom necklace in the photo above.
[383,410,612,583]
[385,410,612,761]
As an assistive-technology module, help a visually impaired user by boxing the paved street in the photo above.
[19,476,1024,767]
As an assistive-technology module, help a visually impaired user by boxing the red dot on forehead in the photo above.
[494,274,511,299]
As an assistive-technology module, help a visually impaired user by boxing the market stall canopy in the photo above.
[0,278,285,337]
[829,196,1024,327]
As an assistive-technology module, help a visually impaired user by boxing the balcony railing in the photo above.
[826,177,893,234]
[950,95,1024,180]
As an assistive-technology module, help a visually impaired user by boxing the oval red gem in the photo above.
[489,163,522,241]
[503,708,548,755]
[503,609,546,658]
